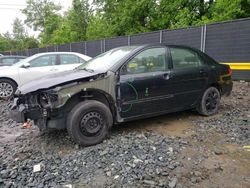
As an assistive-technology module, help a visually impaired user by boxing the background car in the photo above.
[0,56,27,67]
[0,52,91,99]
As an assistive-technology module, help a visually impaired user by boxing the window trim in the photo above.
[169,47,204,70]
[120,47,169,75]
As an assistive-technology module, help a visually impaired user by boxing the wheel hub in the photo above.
[205,91,219,111]
[80,112,104,136]
[0,82,13,98]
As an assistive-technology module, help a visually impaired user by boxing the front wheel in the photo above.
[197,87,220,116]
[67,100,113,146]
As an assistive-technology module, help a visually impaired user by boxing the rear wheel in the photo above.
[67,100,113,146]
[0,79,17,100]
[197,87,220,116]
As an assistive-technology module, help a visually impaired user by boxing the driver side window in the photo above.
[29,55,57,67]
[122,48,167,74]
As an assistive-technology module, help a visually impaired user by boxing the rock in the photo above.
[106,171,112,177]
[169,147,174,155]
[133,158,143,164]
[214,148,223,155]
[62,184,73,188]
[114,175,119,180]
[194,171,202,177]
[143,180,156,185]
[169,177,178,188]
[100,148,109,156]
[0,170,10,179]
[33,163,44,173]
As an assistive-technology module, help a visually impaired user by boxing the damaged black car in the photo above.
[10,44,233,146]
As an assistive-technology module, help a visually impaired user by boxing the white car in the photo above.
[0,52,91,99]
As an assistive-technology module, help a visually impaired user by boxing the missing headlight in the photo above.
[38,93,50,108]
[38,92,58,108]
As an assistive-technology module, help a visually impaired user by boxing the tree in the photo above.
[22,0,61,31]
[12,18,27,39]
[86,13,115,40]
[39,14,63,46]
[67,0,91,41]
[0,35,12,52]
[200,0,250,24]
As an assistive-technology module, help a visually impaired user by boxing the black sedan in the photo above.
[11,44,232,146]
[0,56,26,66]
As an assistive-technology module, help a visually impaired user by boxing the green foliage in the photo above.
[1,0,250,52]
[86,14,115,40]
[67,0,91,41]
[200,0,250,24]
[22,0,61,31]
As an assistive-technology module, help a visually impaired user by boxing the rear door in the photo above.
[169,47,209,108]
[18,54,58,86]
[118,47,174,119]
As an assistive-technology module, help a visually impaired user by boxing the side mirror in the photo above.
[22,62,31,68]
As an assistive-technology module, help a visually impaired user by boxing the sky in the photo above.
[0,0,72,36]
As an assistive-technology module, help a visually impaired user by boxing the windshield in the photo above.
[13,55,38,66]
[78,46,137,72]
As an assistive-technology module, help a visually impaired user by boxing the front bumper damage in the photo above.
[9,95,65,131]
[10,98,47,129]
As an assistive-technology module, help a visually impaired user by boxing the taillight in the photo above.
[228,67,232,75]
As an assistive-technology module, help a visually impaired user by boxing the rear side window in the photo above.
[170,48,203,69]
[60,54,80,65]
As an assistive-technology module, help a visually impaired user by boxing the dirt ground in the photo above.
[0,81,249,188]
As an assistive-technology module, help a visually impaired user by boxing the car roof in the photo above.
[34,52,86,55]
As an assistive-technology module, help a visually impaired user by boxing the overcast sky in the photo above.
[0,0,72,36]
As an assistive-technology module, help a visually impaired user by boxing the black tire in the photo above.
[67,100,113,146]
[0,78,17,100]
[197,87,220,116]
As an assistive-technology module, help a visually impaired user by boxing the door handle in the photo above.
[199,69,207,76]
[163,72,172,80]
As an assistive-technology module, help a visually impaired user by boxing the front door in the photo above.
[118,47,174,119]
[18,54,58,86]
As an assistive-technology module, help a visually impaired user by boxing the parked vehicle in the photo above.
[10,44,233,146]
[0,56,26,67]
[0,52,91,99]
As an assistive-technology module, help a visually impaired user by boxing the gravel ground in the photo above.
[0,81,249,188]
[196,81,250,145]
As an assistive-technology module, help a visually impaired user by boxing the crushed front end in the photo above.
[9,89,65,131]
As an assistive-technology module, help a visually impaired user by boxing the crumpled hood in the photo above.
[18,69,102,94]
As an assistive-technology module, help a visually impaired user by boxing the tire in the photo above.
[0,79,17,100]
[197,87,220,116]
[67,100,113,146]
